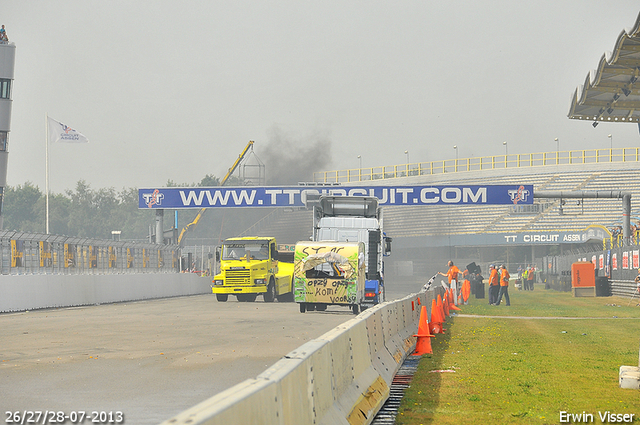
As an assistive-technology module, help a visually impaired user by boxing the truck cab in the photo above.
[212,237,294,302]
[312,196,391,307]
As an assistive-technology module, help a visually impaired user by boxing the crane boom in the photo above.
[177,141,254,247]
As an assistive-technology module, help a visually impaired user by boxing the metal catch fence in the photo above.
[0,230,180,275]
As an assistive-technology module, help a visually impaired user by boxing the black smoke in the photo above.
[260,126,332,185]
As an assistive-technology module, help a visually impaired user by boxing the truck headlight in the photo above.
[213,279,224,286]
[254,278,266,285]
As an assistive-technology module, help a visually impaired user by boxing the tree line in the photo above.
[1,174,264,243]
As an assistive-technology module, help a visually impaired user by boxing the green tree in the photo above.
[3,182,44,232]
[1,173,258,241]
[199,174,220,186]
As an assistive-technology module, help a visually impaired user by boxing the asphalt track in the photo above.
[0,276,424,424]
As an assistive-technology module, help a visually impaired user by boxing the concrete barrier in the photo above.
[0,273,212,313]
[161,287,444,425]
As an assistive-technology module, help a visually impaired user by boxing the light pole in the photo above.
[357,155,362,181]
[608,134,612,149]
[357,155,362,169]
[404,150,409,164]
[503,141,508,168]
[608,134,613,161]
[555,137,559,164]
[453,145,458,172]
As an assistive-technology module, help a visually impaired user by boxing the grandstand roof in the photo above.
[568,11,640,126]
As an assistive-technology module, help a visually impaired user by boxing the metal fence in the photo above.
[0,230,179,275]
[314,147,640,183]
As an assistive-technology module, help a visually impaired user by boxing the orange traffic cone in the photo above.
[443,290,451,317]
[412,305,434,355]
[437,294,447,322]
[429,299,443,334]
[438,295,448,332]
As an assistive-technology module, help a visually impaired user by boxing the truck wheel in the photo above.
[352,304,360,315]
[315,304,327,311]
[299,303,306,313]
[216,294,228,302]
[264,279,276,302]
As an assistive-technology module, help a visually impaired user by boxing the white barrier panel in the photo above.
[0,273,212,313]
[259,341,326,425]
[161,288,444,425]
[162,378,279,425]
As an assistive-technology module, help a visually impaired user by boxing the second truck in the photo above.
[295,195,391,311]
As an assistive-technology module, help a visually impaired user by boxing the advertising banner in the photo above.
[138,184,533,209]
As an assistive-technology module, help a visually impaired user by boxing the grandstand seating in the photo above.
[250,162,640,247]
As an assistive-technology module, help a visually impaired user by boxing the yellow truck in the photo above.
[294,241,365,314]
[212,237,294,302]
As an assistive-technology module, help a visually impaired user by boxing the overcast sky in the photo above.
[3,1,640,192]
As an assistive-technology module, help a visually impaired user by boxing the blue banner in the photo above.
[138,184,533,209]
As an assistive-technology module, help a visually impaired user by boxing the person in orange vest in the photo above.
[461,268,471,305]
[488,264,500,305]
[495,264,511,306]
[527,265,535,290]
[438,260,460,305]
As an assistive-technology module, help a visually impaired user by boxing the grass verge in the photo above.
[396,284,640,424]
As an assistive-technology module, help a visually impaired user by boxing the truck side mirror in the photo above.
[384,237,392,256]
[215,247,220,262]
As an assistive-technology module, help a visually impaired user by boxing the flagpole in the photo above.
[45,113,49,234]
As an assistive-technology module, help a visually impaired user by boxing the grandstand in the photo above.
[246,150,640,274]
[254,153,639,244]
[384,166,640,241]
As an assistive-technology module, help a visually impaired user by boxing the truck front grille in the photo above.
[226,269,251,285]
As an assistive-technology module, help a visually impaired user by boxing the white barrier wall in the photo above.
[161,288,442,425]
[0,273,212,313]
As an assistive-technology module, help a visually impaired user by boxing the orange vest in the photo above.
[500,270,510,286]
[447,266,460,283]
[489,269,499,286]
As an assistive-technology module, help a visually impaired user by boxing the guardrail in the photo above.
[611,280,638,299]
[161,287,443,425]
[0,230,179,275]
[314,147,640,183]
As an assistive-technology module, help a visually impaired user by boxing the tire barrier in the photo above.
[161,287,444,425]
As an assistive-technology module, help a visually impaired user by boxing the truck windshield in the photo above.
[222,243,269,261]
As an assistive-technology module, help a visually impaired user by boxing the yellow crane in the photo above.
[177,141,255,247]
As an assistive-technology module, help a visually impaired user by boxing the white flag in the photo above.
[48,117,89,143]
